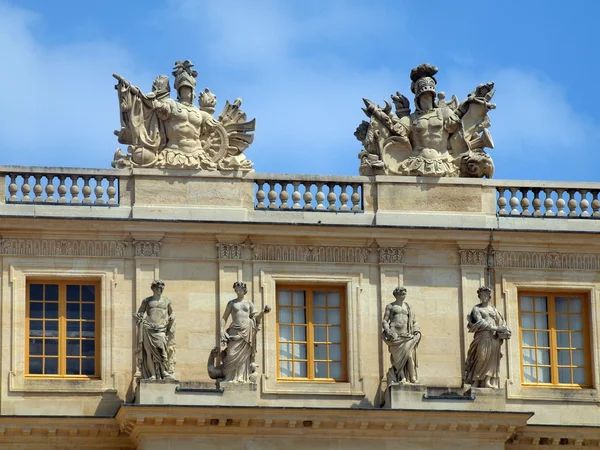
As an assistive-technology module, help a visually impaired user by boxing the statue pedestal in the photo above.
[135,379,258,406]
[383,383,427,409]
[385,384,506,411]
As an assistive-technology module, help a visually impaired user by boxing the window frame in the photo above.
[25,278,101,379]
[518,290,592,389]
[276,283,348,383]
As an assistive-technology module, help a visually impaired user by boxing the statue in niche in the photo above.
[382,286,421,385]
[134,280,176,380]
[112,60,255,171]
[208,282,271,383]
[355,63,496,178]
[464,286,511,389]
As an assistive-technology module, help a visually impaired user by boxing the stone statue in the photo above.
[356,63,496,178]
[209,282,271,383]
[464,286,511,389]
[134,280,176,380]
[112,60,255,171]
[382,286,421,385]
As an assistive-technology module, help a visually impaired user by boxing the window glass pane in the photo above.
[81,285,95,302]
[29,339,42,355]
[523,365,536,382]
[520,296,533,311]
[279,325,292,342]
[569,297,582,313]
[314,326,327,342]
[30,284,43,301]
[329,344,341,361]
[67,303,80,319]
[328,309,341,325]
[538,367,551,383]
[534,314,548,329]
[278,307,291,323]
[29,320,43,337]
[522,331,535,347]
[329,326,341,343]
[81,359,95,376]
[45,357,58,375]
[313,292,326,307]
[45,302,58,319]
[278,290,291,306]
[45,284,59,301]
[556,314,569,330]
[536,349,550,365]
[66,358,80,375]
[293,344,306,359]
[81,303,95,320]
[536,332,549,347]
[555,297,568,313]
[556,332,569,348]
[45,339,58,356]
[314,361,328,378]
[67,340,80,357]
[279,343,292,359]
[328,292,340,308]
[329,362,342,380]
[314,344,327,360]
[569,315,582,331]
[534,296,547,312]
[29,302,43,318]
[313,308,326,324]
[293,326,306,342]
[279,360,292,377]
[571,332,583,348]
[521,313,534,328]
[292,291,305,307]
[67,321,81,338]
[572,350,584,366]
[558,350,570,365]
[44,321,59,337]
[82,322,95,338]
[66,285,80,301]
[573,368,586,385]
[558,367,571,384]
[292,308,306,324]
[293,361,307,377]
[522,348,536,365]
[81,341,95,358]
[29,357,43,374]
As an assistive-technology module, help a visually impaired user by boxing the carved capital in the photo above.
[379,247,404,264]
[217,243,244,260]
[134,241,161,258]
[459,249,488,266]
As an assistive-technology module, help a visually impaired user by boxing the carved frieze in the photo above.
[494,251,600,271]
[0,238,127,257]
[459,249,488,266]
[379,247,405,264]
[217,243,244,260]
[134,241,161,257]
[252,244,371,263]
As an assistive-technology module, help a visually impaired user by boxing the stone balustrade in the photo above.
[254,177,364,212]
[3,167,121,205]
[495,182,600,218]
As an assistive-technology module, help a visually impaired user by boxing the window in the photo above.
[519,292,590,387]
[276,285,346,381]
[26,280,100,377]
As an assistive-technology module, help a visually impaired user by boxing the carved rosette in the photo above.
[217,243,244,260]
[134,241,161,258]
[459,249,488,266]
[379,247,405,264]
[252,244,370,264]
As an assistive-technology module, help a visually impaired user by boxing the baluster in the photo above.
[255,182,266,209]
[555,189,565,216]
[592,191,600,217]
[106,177,117,205]
[8,174,18,202]
[315,183,325,210]
[267,182,278,209]
[291,182,302,210]
[21,176,32,202]
[531,188,543,216]
[520,188,531,216]
[496,188,508,215]
[351,184,361,211]
[567,189,578,217]
[82,176,93,204]
[94,176,105,204]
[579,190,590,217]
[70,175,81,204]
[509,188,520,215]
[57,175,68,203]
[339,184,350,211]
[543,188,555,216]
[279,183,289,209]
[303,183,313,210]
[33,175,43,202]
[44,175,56,203]
[327,183,338,211]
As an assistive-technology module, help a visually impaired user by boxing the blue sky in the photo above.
[1,0,598,181]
